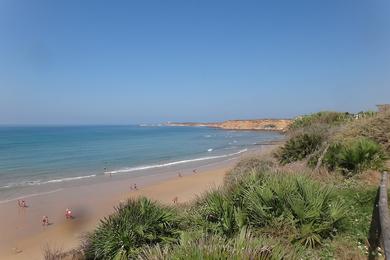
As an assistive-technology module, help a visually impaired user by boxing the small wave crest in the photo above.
[0,188,64,204]
[43,174,97,184]
[106,149,248,175]
[0,174,96,190]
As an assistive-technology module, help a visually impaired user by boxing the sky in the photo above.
[0,0,389,125]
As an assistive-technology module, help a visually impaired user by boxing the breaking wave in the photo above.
[106,149,248,175]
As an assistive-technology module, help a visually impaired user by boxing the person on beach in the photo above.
[18,200,27,208]
[173,196,178,204]
[104,167,112,177]
[133,183,138,190]
[193,169,197,174]
[65,208,73,219]
[42,216,49,226]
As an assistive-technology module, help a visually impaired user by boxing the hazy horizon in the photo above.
[1,1,389,125]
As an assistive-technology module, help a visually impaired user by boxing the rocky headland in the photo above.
[165,119,292,132]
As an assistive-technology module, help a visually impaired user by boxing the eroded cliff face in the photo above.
[166,119,292,132]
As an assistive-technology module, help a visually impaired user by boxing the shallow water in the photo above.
[0,125,282,200]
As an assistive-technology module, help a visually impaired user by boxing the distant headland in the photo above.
[165,119,293,132]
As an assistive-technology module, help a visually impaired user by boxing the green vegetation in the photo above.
[224,157,274,185]
[276,110,389,176]
[340,110,390,153]
[323,138,386,176]
[83,198,181,259]
[276,132,324,164]
[75,109,390,259]
[236,172,347,247]
[139,229,303,260]
[288,111,353,131]
[191,188,244,237]
[82,163,383,259]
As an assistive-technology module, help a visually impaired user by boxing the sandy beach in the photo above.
[0,156,240,259]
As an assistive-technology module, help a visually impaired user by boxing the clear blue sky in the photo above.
[0,0,389,124]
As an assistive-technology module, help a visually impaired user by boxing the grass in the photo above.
[288,111,354,131]
[278,110,389,175]
[339,110,390,153]
[224,157,274,185]
[43,245,84,260]
[139,229,304,260]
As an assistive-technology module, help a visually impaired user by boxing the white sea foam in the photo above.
[0,188,63,204]
[42,174,96,184]
[106,149,248,175]
[0,174,96,190]
[0,148,247,191]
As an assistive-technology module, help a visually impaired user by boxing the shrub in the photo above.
[339,111,390,153]
[83,197,181,259]
[193,169,347,248]
[323,138,386,176]
[289,112,353,131]
[43,246,83,260]
[224,157,274,185]
[139,229,303,260]
[276,132,324,164]
[356,110,376,118]
[43,245,65,260]
[191,189,246,237]
[236,173,347,247]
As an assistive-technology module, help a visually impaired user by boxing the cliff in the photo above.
[166,119,292,132]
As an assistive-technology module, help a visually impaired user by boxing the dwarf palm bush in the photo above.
[192,189,246,237]
[84,197,181,260]
[324,138,386,176]
[193,170,347,248]
[237,173,347,247]
[276,132,324,164]
[139,229,302,260]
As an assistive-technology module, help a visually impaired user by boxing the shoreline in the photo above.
[0,145,276,259]
[0,149,252,203]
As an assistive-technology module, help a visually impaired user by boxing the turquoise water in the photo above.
[0,125,282,200]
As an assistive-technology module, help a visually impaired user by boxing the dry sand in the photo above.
[0,160,236,259]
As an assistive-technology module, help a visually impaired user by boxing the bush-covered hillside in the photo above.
[276,110,389,176]
[47,109,390,260]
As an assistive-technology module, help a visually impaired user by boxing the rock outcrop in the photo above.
[166,119,292,132]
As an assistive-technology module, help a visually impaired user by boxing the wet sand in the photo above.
[0,158,237,259]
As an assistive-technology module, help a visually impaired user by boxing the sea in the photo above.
[0,125,283,202]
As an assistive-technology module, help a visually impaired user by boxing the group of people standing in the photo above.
[17,199,73,226]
